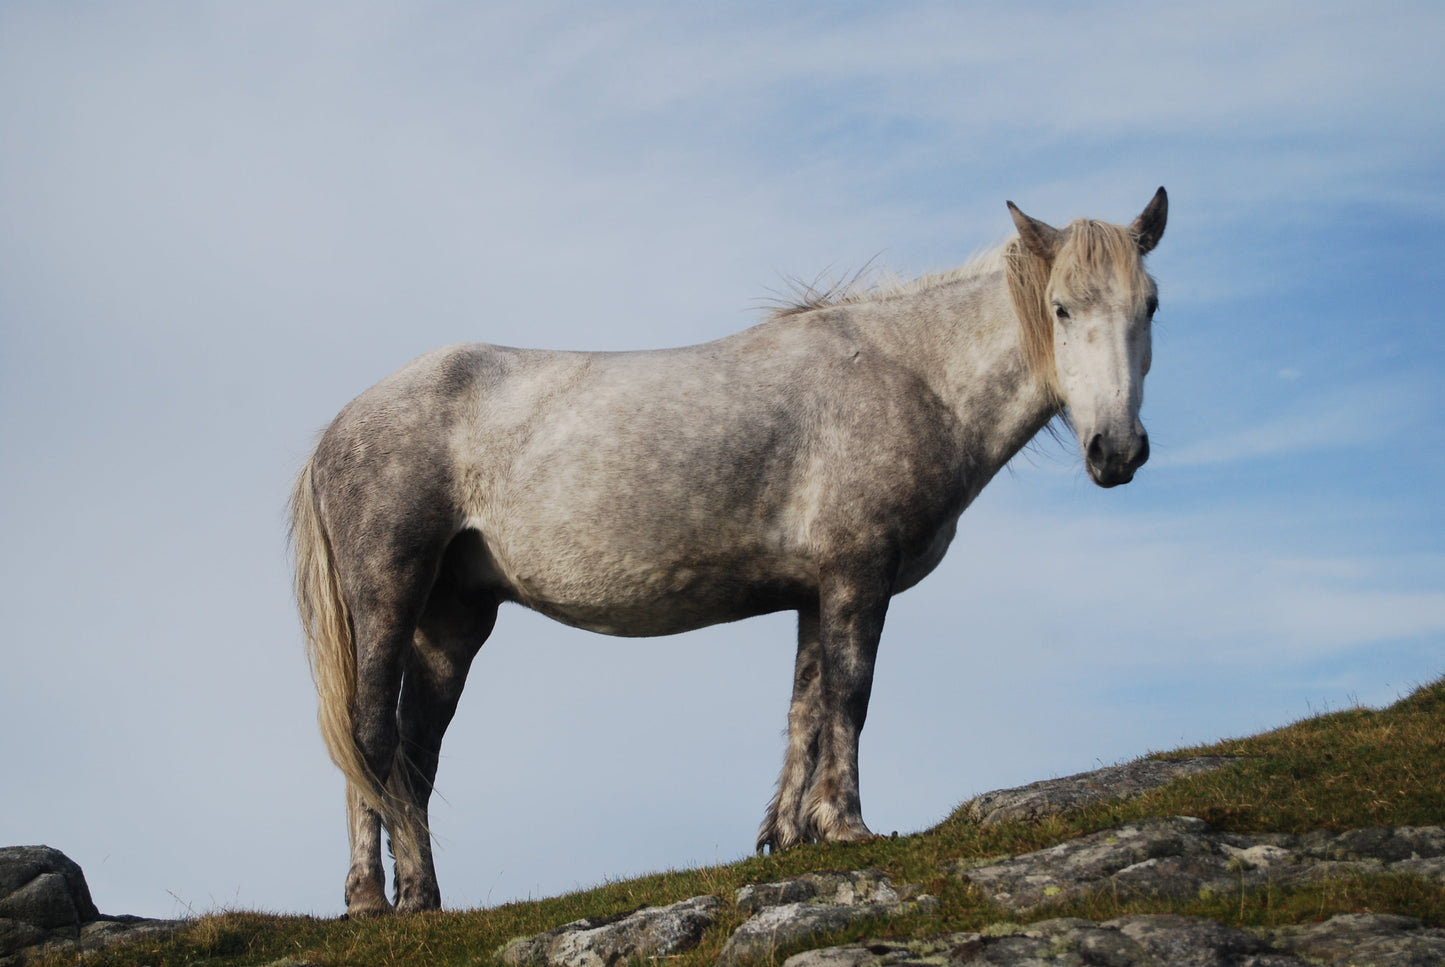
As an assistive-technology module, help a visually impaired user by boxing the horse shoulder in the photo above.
[733,322,967,571]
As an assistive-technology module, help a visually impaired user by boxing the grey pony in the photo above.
[292,189,1168,916]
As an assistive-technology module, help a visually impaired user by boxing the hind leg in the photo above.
[343,598,428,917]
[390,576,498,912]
[758,609,824,852]
[333,529,452,918]
[345,784,391,917]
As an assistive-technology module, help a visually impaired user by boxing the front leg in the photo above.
[801,567,890,844]
[758,609,823,852]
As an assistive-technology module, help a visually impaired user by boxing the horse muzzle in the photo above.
[1085,427,1149,488]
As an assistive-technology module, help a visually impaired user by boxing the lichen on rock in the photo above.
[719,870,937,967]
[955,816,1445,913]
[497,894,721,967]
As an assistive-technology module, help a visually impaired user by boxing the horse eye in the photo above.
[1053,304,1070,321]
[1145,296,1159,317]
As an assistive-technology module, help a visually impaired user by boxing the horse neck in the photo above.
[866,267,1062,481]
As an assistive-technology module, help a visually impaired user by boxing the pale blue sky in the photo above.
[2,2,1442,918]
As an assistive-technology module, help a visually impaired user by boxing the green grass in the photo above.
[50,676,1445,966]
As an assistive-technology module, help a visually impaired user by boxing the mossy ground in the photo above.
[45,676,1445,966]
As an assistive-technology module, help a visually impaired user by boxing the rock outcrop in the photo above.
[719,871,937,967]
[498,895,722,967]
[14,752,1445,967]
[964,756,1240,825]
[780,912,1445,967]
[955,816,1445,912]
[498,754,1444,967]
[0,846,185,967]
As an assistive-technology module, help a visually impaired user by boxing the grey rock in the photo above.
[780,917,1275,967]
[1297,825,1445,863]
[736,870,918,915]
[1393,855,1445,879]
[721,902,899,967]
[781,940,893,967]
[0,847,100,931]
[0,846,186,966]
[3,915,189,966]
[956,817,1445,913]
[0,922,46,961]
[1108,913,1276,965]
[76,915,188,951]
[719,871,936,967]
[0,876,78,933]
[498,894,721,967]
[1266,912,1445,966]
[965,757,1241,825]
[782,913,1445,967]
[958,816,1220,910]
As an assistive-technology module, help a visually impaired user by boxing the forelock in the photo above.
[1053,220,1153,301]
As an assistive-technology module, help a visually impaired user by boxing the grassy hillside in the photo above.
[56,677,1445,967]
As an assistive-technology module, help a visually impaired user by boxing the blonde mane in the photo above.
[767,218,1150,414]
[1003,237,1060,403]
[1007,218,1152,404]
[767,248,1006,320]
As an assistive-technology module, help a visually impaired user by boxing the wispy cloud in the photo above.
[927,502,1445,660]
[1156,377,1433,467]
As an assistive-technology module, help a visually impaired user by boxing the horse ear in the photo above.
[1007,201,1062,260]
[1130,186,1167,254]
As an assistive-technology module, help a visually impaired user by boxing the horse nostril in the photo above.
[1135,432,1150,467]
[1087,433,1106,466]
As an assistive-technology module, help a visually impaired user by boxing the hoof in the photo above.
[757,820,808,853]
[756,835,790,855]
[344,883,395,919]
[396,895,441,915]
[344,897,394,919]
[821,818,876,845]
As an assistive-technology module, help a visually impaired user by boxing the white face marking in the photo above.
[1050,283,1155,487]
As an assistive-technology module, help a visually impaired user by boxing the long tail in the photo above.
[290,456,406,835]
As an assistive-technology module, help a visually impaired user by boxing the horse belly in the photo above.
[506,550,810,636]
[459,516,813,637]
[527,586,785,636]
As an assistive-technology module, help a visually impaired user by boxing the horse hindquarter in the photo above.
[300,347,496,915]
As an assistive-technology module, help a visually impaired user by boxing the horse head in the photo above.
[1007,187,1167,487]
